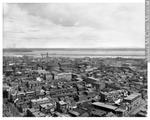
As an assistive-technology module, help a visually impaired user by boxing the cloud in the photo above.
[3,3,144,48]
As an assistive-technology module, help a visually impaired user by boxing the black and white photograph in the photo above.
[2,0,148,117]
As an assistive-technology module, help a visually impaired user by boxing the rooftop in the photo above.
[31,97,49,103]
[124,93,141,101]
[32,111,46,117]
[88,77,99,81]
[59,101,67,105]
[91,109,106,116]
[40,103,54,109]
[57,72,72,75]
[69,110,80,116]
[92,102,118,111]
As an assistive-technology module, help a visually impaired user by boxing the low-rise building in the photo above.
[40,102,56,114]
[56,101,68,113]
[92,102,118,112]
[84,77,105,91]
[55,73,72,81]
[31,97,51,109]
[122,93,142,113]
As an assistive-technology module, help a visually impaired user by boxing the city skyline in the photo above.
[3,3,144,48]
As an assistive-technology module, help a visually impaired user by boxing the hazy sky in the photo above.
[3,3,144,48]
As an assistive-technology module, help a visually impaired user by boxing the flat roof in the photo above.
[91,109,106,116]
[34,70,49,74]
[58,72,72,75]
[88,77,99,81]
[28,108,38,113]
[137,111,147,116]
[124,93,141,101]
[55,112,70,117]
[33,111,45,117]
[17,92,25,95]
[26,91,35,94]
[31,97,49,103]
[59,101,67,105]
[69,110,80,116]
[115,108,126,112]
[76,78,83,81]
[40,103,53,108]
[92,102,118,111]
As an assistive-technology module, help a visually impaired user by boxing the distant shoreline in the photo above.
[3,48,145,52]
[3,48,145,59]
[3,53,145,56]
[3,54,145,59]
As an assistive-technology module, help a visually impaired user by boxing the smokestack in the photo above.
[46,52,48,63]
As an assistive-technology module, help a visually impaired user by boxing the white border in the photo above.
[0,0,145,3]
[0,0,148,120]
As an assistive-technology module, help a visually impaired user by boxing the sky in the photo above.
[3,3,145,48]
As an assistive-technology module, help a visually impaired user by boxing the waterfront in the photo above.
[3,48,145,58]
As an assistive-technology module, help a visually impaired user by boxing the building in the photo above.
[56,101,68,113]
[84,77,105,91]
[92,102,118,112]
[100,90,128,103]
[26,91,36,100]
[59,62,73,72]
[26,108,46,117]
[105,112,117,117]
[55,73,72,81]
[49,88,77,97]
[31,97,51,109]
[90,109,106,117]
[40,102,56,114]
[122,93,142,113]
[115,108,128,117]
[68,110,80,117]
